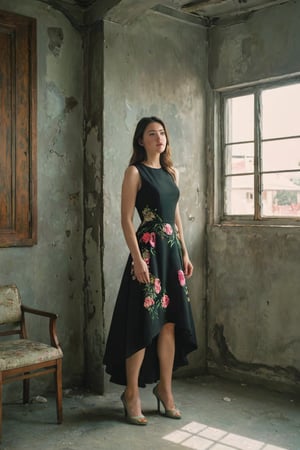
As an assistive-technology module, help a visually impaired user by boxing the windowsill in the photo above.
[212,221,300,228]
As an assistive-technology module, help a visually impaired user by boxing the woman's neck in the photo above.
[143,158,161,169]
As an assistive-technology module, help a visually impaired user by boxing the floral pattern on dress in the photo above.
[178,270,190,302]
[139,206,177,250]
[136,206,190,318]
[143,273,170,320]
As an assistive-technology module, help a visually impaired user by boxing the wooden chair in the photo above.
[0,285,63,438]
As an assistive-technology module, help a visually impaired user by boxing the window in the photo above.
[0,10,37,246]
[221,81,300,222]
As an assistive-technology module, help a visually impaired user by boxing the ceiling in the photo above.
[42,0,293,27]
[177,0,291,19]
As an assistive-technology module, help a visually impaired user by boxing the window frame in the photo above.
[219,77,300,225]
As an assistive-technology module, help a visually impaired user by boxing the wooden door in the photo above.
[0,10,36,246]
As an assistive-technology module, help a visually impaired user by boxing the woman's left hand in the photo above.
[183,254,193,279]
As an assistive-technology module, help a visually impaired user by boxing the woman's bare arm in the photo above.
[121,165,150,284]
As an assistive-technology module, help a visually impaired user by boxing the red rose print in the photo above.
[141,232,151,244]
[141,232,156,247]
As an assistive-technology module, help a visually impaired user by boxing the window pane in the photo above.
[225,143,254,175]
[261,171,300,217]
[224,175,254,215]
[262,84,300,139]
[225,95,254,143]
[262,138,300,172]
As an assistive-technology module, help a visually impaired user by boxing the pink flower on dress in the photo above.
[154,278,161,294]
[163,224,173,235]
[144,297,155,309]
[161,294,170,308]
[141,232,156,247]
[149,232,156,247]
[178,269,186,287]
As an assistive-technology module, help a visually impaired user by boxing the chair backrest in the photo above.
[0,285,22,325]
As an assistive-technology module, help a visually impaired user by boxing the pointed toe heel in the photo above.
[120,392,148,426]
[152,385,181,420]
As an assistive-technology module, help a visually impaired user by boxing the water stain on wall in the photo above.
[48,27,64,57]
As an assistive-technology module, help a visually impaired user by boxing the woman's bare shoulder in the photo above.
[123,164,141,190]
[125,164,139,175]
[124,164,140,180]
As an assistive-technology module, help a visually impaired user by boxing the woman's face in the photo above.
[140,122,167,157]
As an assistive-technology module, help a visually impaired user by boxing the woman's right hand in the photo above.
[132,258,150,284]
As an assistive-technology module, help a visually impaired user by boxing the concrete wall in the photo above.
[207,1,300,391]
[83,22,105,392]
[102,10,208,382]
[209,1,300,89]
[0,0,84,398]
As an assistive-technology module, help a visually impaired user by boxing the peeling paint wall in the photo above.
[102,11,208,382]
[83,23,105,393]
[209,1,300,89]
[207,1,300,391]
[0,0,84,398]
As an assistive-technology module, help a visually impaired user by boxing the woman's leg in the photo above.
[124,348,146,417]
[156,323,179,412]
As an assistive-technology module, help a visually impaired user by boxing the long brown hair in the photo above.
[129,116,175,180]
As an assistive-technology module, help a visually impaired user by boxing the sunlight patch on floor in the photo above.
[162,421,288,450]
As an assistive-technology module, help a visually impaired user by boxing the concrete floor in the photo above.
[1,375,299,450]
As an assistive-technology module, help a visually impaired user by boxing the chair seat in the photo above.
[0,339,63,370]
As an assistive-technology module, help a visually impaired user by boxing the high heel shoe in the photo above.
[152,385,181,419]
[120,392,148,425]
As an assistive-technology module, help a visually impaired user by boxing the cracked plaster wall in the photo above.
[0,0,84,399]
[207,1,300,391]
[209,1,300,89]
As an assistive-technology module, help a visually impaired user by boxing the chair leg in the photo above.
[23,377,30,404]
[55,359,63,424]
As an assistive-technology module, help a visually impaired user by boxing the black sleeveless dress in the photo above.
[103,163,197,387]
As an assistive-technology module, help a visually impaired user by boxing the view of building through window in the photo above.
[223,82,300,219]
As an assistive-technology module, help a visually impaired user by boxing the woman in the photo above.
[103,116,197,425]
